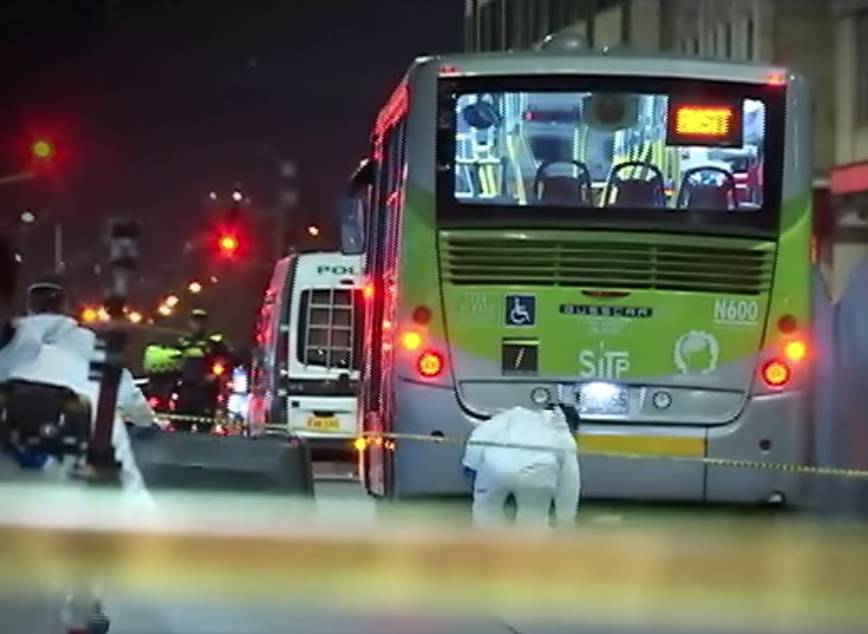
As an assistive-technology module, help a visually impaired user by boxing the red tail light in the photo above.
[211,362,226,376]
[147,396,160,409]
[762,359,790,388]
[417,351,445,378]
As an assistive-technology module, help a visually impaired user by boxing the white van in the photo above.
[248,251,363,446]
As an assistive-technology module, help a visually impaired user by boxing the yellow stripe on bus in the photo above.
[577,433,706,458]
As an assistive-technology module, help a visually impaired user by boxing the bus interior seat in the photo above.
[677,166,737,210]
[604,161,666,208]
[533,159,592,206]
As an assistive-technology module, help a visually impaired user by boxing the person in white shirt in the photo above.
[463,403,581,529]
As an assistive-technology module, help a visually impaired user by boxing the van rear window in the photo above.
[296,288,364,370]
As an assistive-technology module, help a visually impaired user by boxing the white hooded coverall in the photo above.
[1,314,156,632]
[8,314,154,491]
[463,406,581,528]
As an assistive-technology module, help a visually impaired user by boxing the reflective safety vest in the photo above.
[177,332,228,360]
[142,344,182,374]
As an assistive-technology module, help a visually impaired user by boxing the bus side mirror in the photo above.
[337,196,365,255]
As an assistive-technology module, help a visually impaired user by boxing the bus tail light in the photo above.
[417,351,445,378]
[784,340,807,362]
[412,305,432,325]
[761,359,791,388]
[777,314,798,334]
[400,331,422,351]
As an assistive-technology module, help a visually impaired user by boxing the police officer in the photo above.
[177,308,231,360]
[171,308,232,427]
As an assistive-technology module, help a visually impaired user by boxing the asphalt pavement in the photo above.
[3,458,868,634]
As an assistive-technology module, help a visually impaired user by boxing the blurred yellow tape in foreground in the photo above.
[0,486,868,631]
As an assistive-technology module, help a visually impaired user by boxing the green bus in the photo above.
[340,38,814,503]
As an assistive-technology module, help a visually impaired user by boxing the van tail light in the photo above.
[761,359,791,388]
[417,350,445,378]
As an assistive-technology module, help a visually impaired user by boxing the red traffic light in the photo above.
[219,234,238,253]
[31,139,54,159]
[216,231,241,259]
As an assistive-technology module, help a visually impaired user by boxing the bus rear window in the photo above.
[296,288,364,370]
[450,86,769,213]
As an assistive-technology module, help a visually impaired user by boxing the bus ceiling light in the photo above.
[400,331,422,351]
[762,359,791,388]
[784,340,807,362]
[417,351,444,378]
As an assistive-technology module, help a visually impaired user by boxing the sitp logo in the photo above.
[579,342,631,379]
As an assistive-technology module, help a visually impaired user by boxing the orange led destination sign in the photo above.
[666,98,743,147]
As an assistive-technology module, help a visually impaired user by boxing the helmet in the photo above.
[27,274,67,315]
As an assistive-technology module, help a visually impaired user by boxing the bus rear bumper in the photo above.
[705,390,811,506]
[392,381,810,505]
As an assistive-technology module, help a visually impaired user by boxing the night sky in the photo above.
[0,0,463,344]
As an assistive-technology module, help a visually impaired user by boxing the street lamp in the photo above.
[164,294,180,308]
[307,225,320,237]
[20,210,36,224]
[188,281,203,294]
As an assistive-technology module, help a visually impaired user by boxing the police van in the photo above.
[248,252,363,447]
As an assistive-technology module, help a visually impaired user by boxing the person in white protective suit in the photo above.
[3,275,158,634]
[18,276,157,492]
[463,404,581,529]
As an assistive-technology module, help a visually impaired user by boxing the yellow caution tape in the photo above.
[151,412,868,480]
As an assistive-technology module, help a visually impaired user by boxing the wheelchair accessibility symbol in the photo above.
[504,294,536,327]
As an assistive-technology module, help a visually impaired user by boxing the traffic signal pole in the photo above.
[275,159,298,261]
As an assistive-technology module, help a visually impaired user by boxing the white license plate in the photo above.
[307,416,340,431]
[578,382,629,415]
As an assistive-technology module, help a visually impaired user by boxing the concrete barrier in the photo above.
[130,432,314,496]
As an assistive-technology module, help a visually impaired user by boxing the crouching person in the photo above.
[463,404,581,529]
